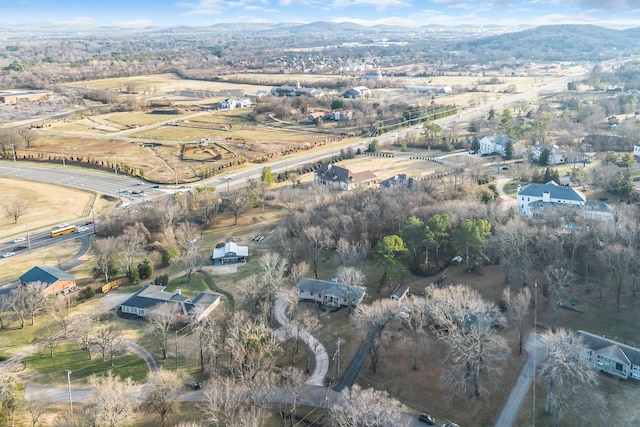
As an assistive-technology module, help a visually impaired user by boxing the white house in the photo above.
[478,134,524,157]
[634,143,640,159]
[530,143,564,165]
[296,277,366,309]
[517,181,586,216]
[212,241,249,265]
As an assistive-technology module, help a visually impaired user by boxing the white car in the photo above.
[13,237,26,243]
[2,252,16,258]
[78,226,90,232]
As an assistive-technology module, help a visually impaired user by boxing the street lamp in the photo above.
[61,149,66,168]
[174,164,179,186]
[114,155,118,176]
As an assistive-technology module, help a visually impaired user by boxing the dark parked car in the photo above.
[418,413,435,424]
[186,381,202,390]
[14,245,28,251]
[85,220,94,225]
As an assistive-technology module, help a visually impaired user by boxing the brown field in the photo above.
[67,73,273,96]
[0,177,95,239]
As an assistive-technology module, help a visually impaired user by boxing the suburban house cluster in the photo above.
[516,181,614,224]
[219,98,252,110]
[271,82,323,98]
[478,134,526,158]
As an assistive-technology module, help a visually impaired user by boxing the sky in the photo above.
[3,0,640,29]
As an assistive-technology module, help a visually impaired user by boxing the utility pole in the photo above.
[61,149,65,167]
[114,156,118,176]
[11,143,16,162]
[175,330,178,371]
[26,226,31,253]
[92,209,97,235]
[533,279,538,424]
[66,370,73,417]
[336,337,341,376]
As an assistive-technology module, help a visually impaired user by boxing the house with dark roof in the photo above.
[314,163,377,191]
[211,241,248,265]
[20,266,76,296]
[296,278,366,309]
[343,86,370,99]
[577,330,640,381]
[517,181,586,217]
[120,284,221,322]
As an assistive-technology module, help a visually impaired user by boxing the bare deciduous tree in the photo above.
[94,237,119,283]
[92,324,121,363]
[304,226,334,279]
[543,265,577,325]
[352,299,398,373]
[200,377,260,427]
[538,328,603,427]
[428,284,509,400]
[502,286,531,355]
[178,246,201,284]
[4,197,29,224]
[85,372,139,427]
[144,369,184,427]
[116,224,146,276]
[330,384,406,427]
[147,303,181,359]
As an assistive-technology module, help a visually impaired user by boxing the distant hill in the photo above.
[452,25,640,61]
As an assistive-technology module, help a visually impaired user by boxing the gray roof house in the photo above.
[120,284,221,322]
[577,330,640,381]
[517,181,586,216]
[20,265,76,296]
[296,278,366,309]
[528,200,614,226]
[212,241,248,265]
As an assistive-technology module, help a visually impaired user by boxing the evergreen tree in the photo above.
[539,148,551,165]
[504,140,514,160]
[543,168,552,183]
[470,136,480,153]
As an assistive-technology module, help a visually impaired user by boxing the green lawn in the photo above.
[22,343,148,385]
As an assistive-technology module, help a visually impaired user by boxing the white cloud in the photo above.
[331,0,412,11]
[176,0,225,15]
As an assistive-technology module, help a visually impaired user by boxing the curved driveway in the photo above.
[273,297,329,386]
